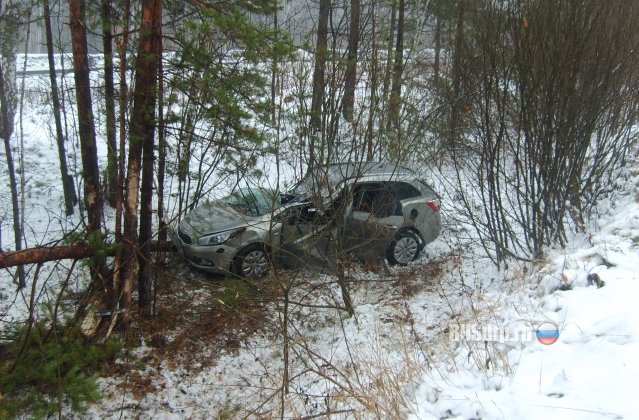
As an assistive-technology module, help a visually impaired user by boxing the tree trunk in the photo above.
[101,0,118,208]
[0,0,25,288]
[270,8,278,125]
[157,34,167,245]
[388,0,405,133]
[448,0,465,150]
[0,241,175,268]
[44,0,77,217]
[68,0,108,331]
[138,0,162,314]
[433,12,442,82]
[116,0,130,244]
[309,0,330,168]
[107,0,130,329]
[379,0,396,141]
[0,61,25,288]
[365,0,377,161]
[68,0,102,234]
[120,0,162,319]
[342,0,360,122]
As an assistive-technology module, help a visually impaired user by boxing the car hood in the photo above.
[179,200,256,238]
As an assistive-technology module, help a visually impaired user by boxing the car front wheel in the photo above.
[386,231,421,266]
[234,244,270,278]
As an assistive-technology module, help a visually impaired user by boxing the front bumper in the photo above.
[168,225,238,274]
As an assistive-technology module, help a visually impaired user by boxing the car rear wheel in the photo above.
[234,244,270,278]
[386,231,420,266]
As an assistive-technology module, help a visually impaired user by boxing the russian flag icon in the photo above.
[536,322,560,345]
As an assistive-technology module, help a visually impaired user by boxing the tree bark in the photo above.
[120,0,162,319]
[44,0,77,216]
[68,0,109,332]
[138,0,162,314]
[365,0,377,161]
[433,11,442,82]
[157,33,167,245]
[342,0,360,122]
[101,0,118,208]
[388,0,405,132]
[69,0,102,234]
[270,8,278,125]
[448,0,465,150]
[0,61,25,288]
[0,0,25,288]
[379,0,396,139]
[309,0,330,168]
[0,241,175,269]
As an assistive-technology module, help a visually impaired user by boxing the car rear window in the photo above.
[417,179,440,199]
[390,181,421,200]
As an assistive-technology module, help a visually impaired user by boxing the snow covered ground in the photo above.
[3,55,639,419]
[411,174,639,419]
[65,162,638,418]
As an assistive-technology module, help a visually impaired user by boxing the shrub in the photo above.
[0,323,121,418]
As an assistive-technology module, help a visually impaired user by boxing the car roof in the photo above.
[310,162,416,185]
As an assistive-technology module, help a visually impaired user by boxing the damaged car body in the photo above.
[173,162,441,277]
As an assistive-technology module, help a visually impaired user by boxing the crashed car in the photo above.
[173,162,441,277]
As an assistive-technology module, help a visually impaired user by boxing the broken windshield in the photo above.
[226,188,279,216]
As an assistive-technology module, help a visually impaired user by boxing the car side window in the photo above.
[392,181,421,201]
[352,184,375,213]
[352,183,401,218]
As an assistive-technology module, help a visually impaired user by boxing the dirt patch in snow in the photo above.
[121,266,276,373]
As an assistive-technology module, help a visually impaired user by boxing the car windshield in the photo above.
[282,171,335,205]
[226,188,279,216]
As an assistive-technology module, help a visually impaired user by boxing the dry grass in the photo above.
[117,265,276,378]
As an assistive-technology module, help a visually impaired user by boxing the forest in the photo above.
[1,0,639,417]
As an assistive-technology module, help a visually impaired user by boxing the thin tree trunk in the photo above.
[101,0,118,207]
[115,0,130,246]
[138,0,162,314]
[157,35,166,245]
[110,0,130,318]
[388,0,405,133]
[44,0,77,216]
[68,0,102,234]
[309,0,330,168]
[0,61,25,288]
[379,0,396,142]
[0,0,25,288]
[270,8,278,125]
[365,0,377,161]
[448,0,465,150]
[120,0,162,319]
[433,12,442,82]
[342,0,360,121]
[68,0,107,332]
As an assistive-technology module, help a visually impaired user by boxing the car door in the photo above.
[278,202,332,268]
[343,182,405,260]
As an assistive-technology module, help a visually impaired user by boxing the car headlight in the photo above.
[197,229,236,246]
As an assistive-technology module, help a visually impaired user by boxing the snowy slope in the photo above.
[4,54,639,419]
[411,169,639,419]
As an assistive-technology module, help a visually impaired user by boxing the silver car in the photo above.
[173,162,441,277]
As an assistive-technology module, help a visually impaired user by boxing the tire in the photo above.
[386,231,421,266]
[233,244,270,278]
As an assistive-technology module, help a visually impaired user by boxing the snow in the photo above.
[411,181,639,420]
[3,54,639,419]
[70,174,639,418]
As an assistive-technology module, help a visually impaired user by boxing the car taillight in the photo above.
[427,200,440,212]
